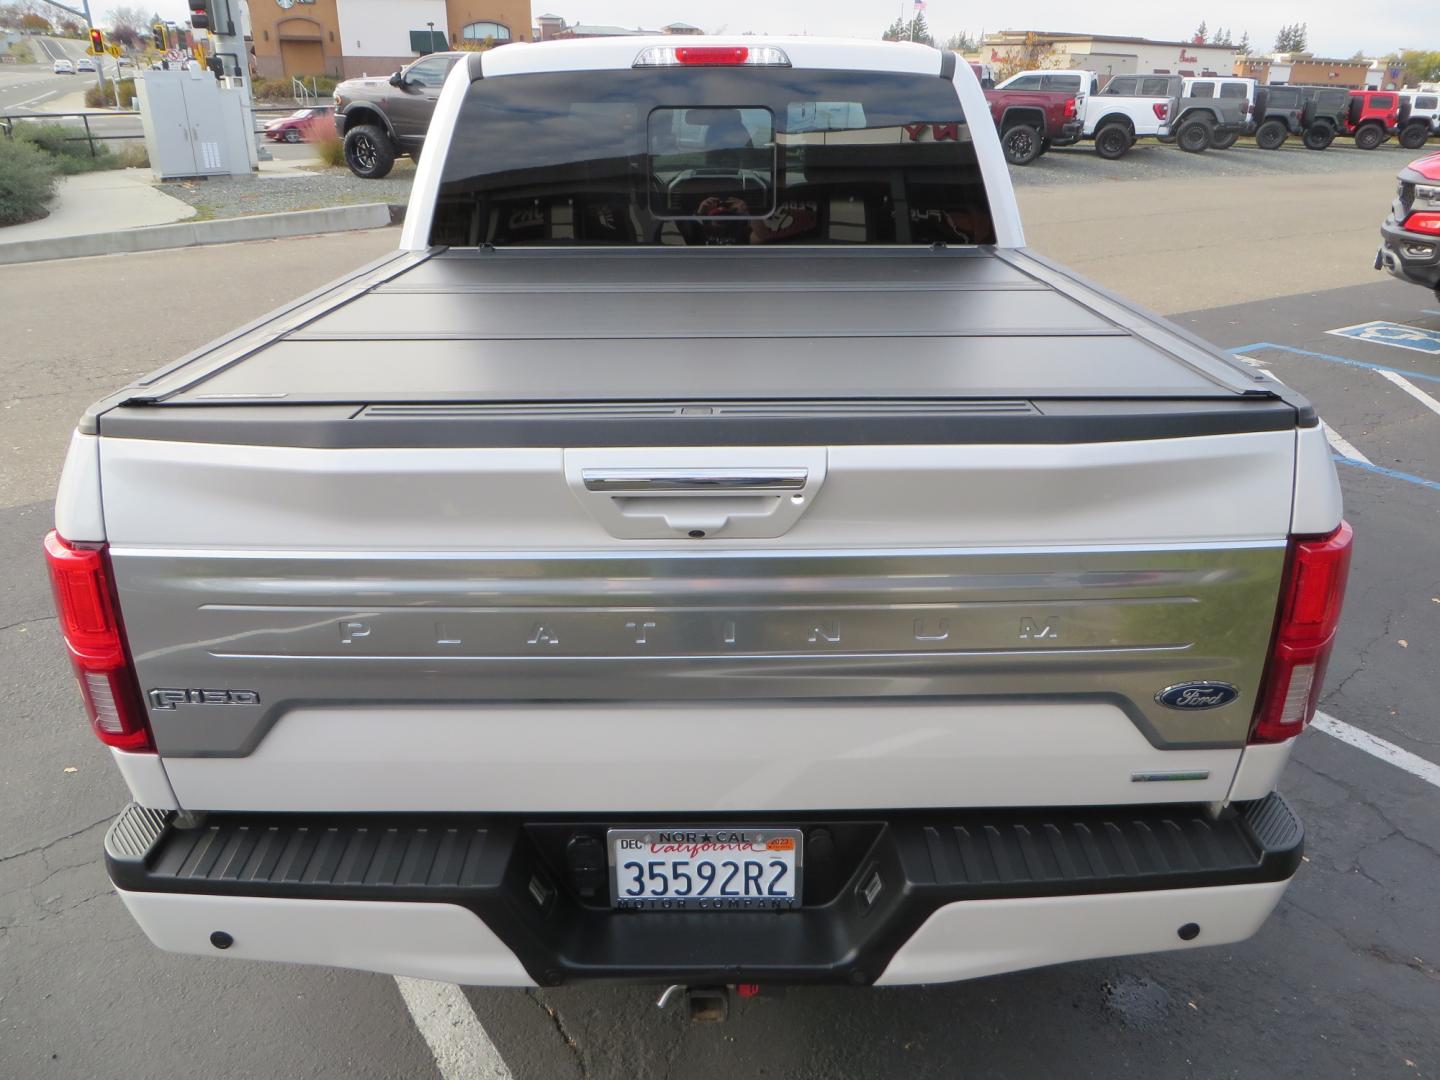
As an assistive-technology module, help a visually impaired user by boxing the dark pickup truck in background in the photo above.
[982,85,1082,165]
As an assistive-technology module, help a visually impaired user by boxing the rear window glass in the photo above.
[432,68,994,247]
[1140,77,1172,96]
[1418,96,1438,110]
[1372,95,1394,108]
[1004,74,1043,90]
[1101,77,1137,95]
[1219,82,1247,98]
[1189,82,1214,98]
[1042,74,1082,92]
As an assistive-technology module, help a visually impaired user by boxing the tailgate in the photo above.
[101,429,1294,813]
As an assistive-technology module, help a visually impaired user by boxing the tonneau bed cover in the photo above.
[84,247,1311,448]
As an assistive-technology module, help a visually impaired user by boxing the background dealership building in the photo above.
[248,0,535,79]
[980,30,1398,89]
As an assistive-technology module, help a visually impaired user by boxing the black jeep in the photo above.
[1299,87,1352,151]
[1252,86,1306,150]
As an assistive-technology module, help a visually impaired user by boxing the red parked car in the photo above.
[1377,151,1440,301]
[264,106,334,144]
[1345,90,1402,150]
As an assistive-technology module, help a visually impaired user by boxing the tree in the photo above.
[109,23,140,48]
[1396,49,1440,83]
[1192,21,1207,44]
[106,5,153,33]
[1237,31,1251,56]
[944,30,977,53]
[881,12,933,46]
[1274,22,1308,53]
[991,32,1056,83]
[20,12,52,33]
[1213,27,1233,46]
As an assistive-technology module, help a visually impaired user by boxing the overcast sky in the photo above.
[136,0,1427,58]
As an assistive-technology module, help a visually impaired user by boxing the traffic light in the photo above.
[152,23,166,49]
[188,0,209,31]
[89,27,104,54]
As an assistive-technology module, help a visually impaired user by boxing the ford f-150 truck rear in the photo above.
[51,37,1348,991]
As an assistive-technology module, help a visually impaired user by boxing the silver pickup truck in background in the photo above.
[49,37,1350,996]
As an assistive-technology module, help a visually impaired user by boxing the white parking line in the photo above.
[1313,712,1440,790]
[1375,368,1440,419]
[395,976,514,1080]
[1322,422,1372,464]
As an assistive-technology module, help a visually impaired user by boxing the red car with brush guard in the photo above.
[1378,151,1440,299]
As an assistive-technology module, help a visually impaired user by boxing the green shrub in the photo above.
[0,137,59,226]
[12,123,116,174]
[83,78,137,109]
[7,40,37,64]
[251,75,339,102]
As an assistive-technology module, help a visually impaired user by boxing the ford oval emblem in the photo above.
[1155,682,1240,710]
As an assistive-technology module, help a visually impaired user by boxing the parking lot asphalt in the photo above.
[1011,133,1429,188]
[1,160,1438,1079]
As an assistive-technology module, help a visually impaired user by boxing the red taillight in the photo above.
[1153,102,1169,120]
[1063,96,1077,120]
[1250,522,1353,744]
[675,46,749,65]
[43,531,152,752]
[1403,211,1440,236]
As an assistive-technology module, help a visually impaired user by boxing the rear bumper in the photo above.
[108,795,1303,987]
[1049,119,1084,145]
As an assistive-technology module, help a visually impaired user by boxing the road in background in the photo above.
[1,160,1438,1079]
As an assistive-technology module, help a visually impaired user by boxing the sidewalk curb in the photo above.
[0,202,403,265]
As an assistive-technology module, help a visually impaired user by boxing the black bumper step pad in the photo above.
[106,795,1302,986]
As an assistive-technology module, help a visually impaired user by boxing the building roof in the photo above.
[663,21,700,30]
[563,23,655,36]
[987,29,1238,51]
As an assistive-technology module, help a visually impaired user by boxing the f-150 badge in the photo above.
[148,688,261,710]
[1154,682,1240,710]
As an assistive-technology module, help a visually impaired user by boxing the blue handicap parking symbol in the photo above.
[1328,321,1440,356]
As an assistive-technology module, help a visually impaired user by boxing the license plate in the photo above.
[608,828,803,911]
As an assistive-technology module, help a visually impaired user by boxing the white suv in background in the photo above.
[1400,91,1438,149]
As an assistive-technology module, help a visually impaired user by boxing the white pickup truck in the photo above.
[51,37,1349,999]
[993,67,1173,158]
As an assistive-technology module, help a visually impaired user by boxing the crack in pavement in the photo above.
[1283,893,1439,983]
[0,615,57,633]
[0,816,110,866]
[1291,758,1440,864]
[525,989,586,1078]
[1,888,114,932]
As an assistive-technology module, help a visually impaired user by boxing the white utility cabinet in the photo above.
[137,66,252,180]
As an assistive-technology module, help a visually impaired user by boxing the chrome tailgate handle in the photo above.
[565,448,827,540]
[581,468,808,493]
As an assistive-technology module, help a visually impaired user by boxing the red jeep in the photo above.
[1346,90,1402,150]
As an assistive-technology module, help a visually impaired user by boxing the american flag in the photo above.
[913,0,926,9]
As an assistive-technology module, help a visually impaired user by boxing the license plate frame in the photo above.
[607,827,804,911]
